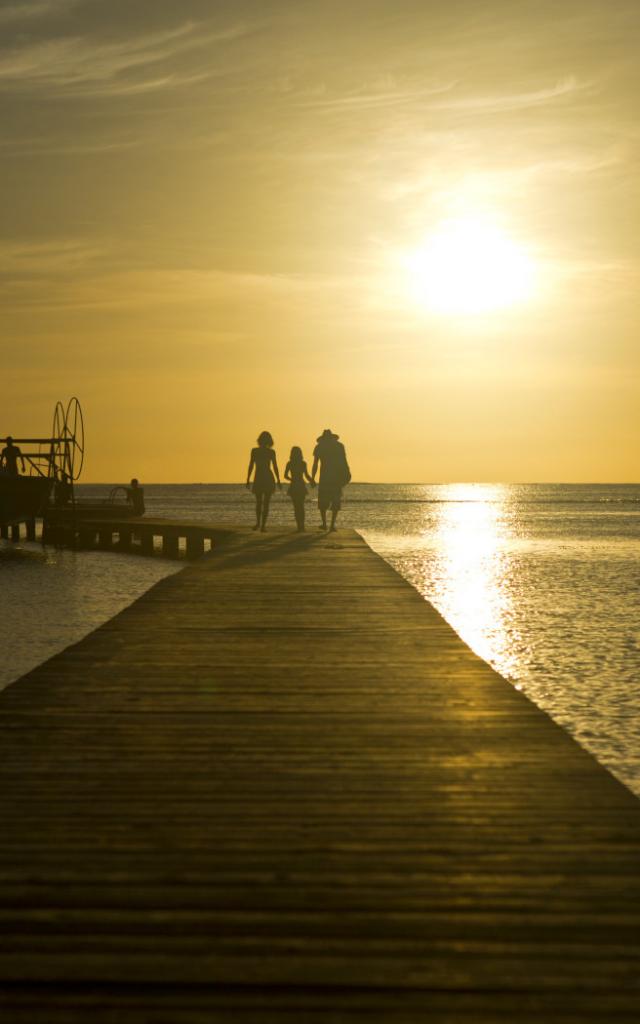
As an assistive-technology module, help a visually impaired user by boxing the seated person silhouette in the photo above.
[53,471,73,506]
[126,478,145,516]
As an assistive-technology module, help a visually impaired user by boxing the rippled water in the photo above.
[2,482,639,795]
[0,544,181,691]
[358,484,640,794]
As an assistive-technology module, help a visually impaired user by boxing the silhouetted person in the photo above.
[311,428,351,531]
[246,431,281,531]
[126,478,145,516]
[1,436,25,476]
[284,446,314,532]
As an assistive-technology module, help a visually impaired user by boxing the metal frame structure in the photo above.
[7,397,85,489]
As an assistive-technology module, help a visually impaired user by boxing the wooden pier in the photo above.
[41,515,233,559]
[1,528,640,1022]
[0,517,36,543]
[0,512,230,560]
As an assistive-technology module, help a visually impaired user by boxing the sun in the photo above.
[403,217,535,315]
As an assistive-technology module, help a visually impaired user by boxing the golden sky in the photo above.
[1,0,638,481]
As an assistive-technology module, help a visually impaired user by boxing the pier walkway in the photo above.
[1,529,640,1022]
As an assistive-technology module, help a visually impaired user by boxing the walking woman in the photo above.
[284,446,314,532]
[246,430,281,531]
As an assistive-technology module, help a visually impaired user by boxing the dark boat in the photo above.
[0,474,52,525]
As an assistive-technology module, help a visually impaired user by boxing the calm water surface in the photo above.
[1,482,639,796]
[0,544,181,690]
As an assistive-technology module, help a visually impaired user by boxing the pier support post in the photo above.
[11,524,20,542]
[98,528,113,550]
[26,519,36,542]
[0,523,8,539]
[118,527,132,551]
[186,532,205,559]
[162,530,179,559]
[78,527,96,549]
[140,529,154,556]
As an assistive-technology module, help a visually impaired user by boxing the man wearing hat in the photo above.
[311,428,351,532]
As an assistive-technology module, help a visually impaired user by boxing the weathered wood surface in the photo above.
[1,528,639,1022]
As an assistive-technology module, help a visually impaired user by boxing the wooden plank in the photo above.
[1,528,639,1022]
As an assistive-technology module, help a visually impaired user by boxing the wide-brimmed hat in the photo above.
[317,428,339,441]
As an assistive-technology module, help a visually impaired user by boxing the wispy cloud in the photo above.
[0,1,76,25]
[0,239,107,274]
[430,76,590,114]
[0,238,352,314]
[298,79,457,113]
[383,146,623,205]
[0,20,249,96]
[0,134,144,156]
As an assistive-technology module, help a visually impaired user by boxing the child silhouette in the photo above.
[284,446,314,532]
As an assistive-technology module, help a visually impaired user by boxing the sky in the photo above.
[1,0,638,482]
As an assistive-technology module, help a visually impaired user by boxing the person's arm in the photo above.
[271,451,281,487]
[341,445,351,485]
[311,454,319,482]
[19,447,26,473]
[246,450,255,489]
[284,461,292,482]
[303,461,313,484]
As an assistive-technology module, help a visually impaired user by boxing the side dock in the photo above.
[41,515,235,559]
[2,513,233,559]
[1,529,640,1022]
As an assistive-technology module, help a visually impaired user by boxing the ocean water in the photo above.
[1,482,639,797]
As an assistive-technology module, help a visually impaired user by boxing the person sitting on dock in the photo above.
[126,478,145,516]
[53,470,73,506]
[311,429,351,532]
[1,436,25,476]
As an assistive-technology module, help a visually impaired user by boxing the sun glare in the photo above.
[404,217,535,315]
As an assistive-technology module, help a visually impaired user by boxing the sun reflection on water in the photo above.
[418,484,521,679]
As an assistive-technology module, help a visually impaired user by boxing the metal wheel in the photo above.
[64,397,85,481]
[48,397,85,482]
[49,401,67,480]
[52,401,65,441]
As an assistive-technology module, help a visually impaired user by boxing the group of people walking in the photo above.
[247,429,351,533]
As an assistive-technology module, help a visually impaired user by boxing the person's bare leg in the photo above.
[329,508,338,531]
[261,495,271,531]
[294,501,305,531]
[253,495,262,530]
[319,506,327,530]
